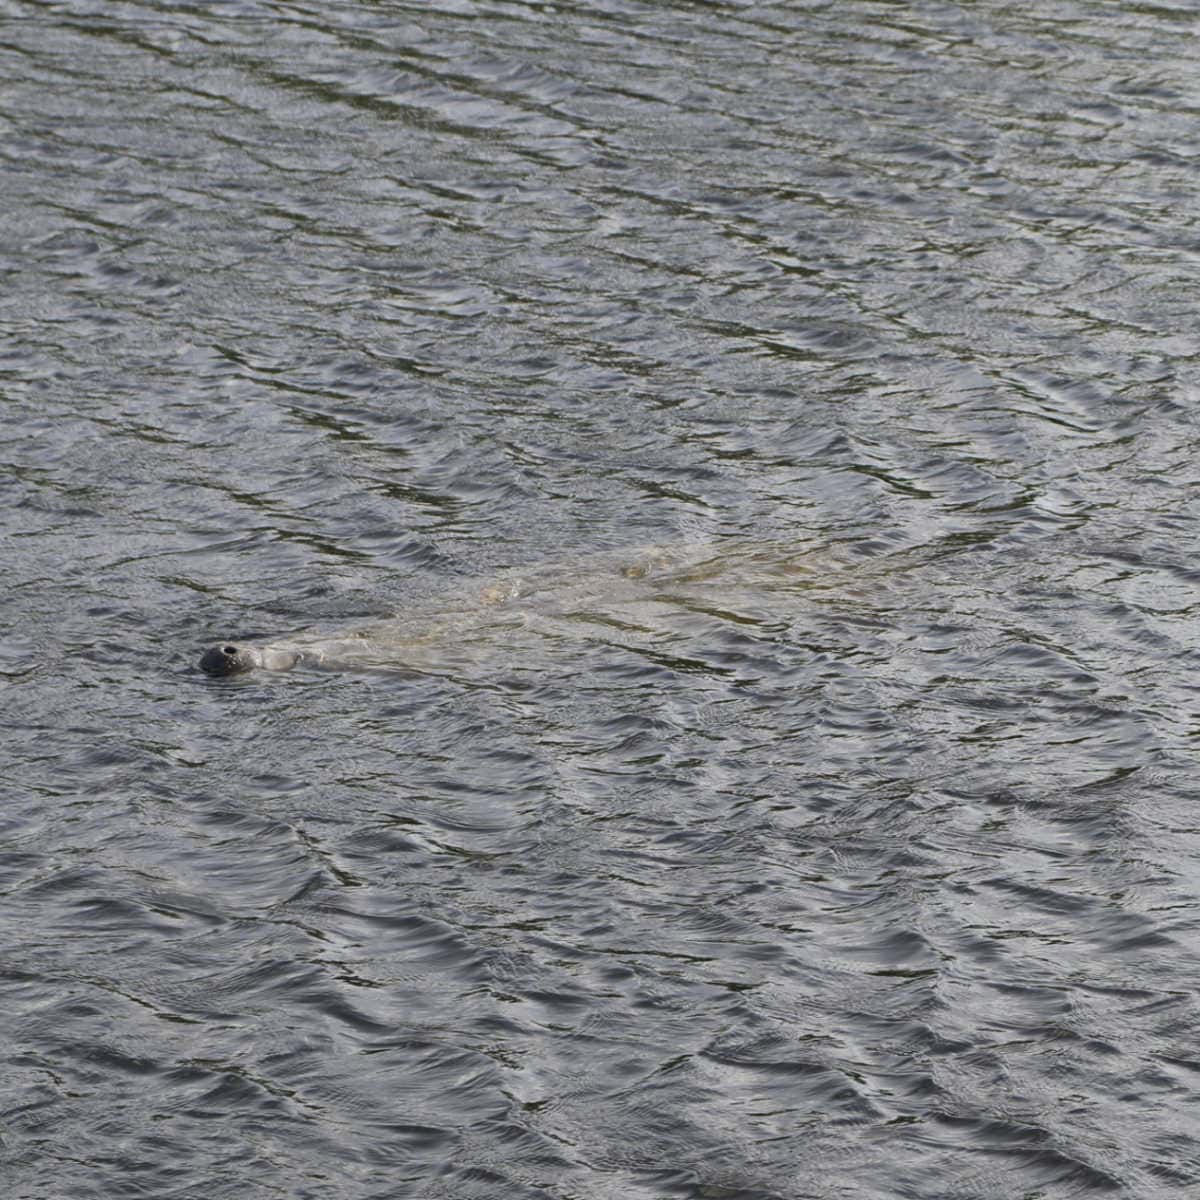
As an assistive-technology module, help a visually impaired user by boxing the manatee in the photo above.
[197,540,843,678]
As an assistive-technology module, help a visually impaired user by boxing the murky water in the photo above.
[4,1,1200,1196]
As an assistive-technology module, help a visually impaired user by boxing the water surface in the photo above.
[3,1,1200,1197]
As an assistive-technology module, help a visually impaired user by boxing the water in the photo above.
[3,1,1200,1196]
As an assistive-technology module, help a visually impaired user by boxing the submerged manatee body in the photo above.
[197,541,846,678]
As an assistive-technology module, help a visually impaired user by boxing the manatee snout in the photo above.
[199,643,256,676]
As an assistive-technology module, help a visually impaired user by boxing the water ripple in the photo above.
[4,0,1200,1197]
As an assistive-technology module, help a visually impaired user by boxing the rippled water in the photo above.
[4,1,1200,1196]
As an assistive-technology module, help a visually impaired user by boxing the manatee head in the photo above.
[199,643,262,676]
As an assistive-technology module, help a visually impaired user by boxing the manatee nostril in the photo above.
[223,645,238,655]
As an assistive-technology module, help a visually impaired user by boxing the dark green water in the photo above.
[3,2,1199,1197]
